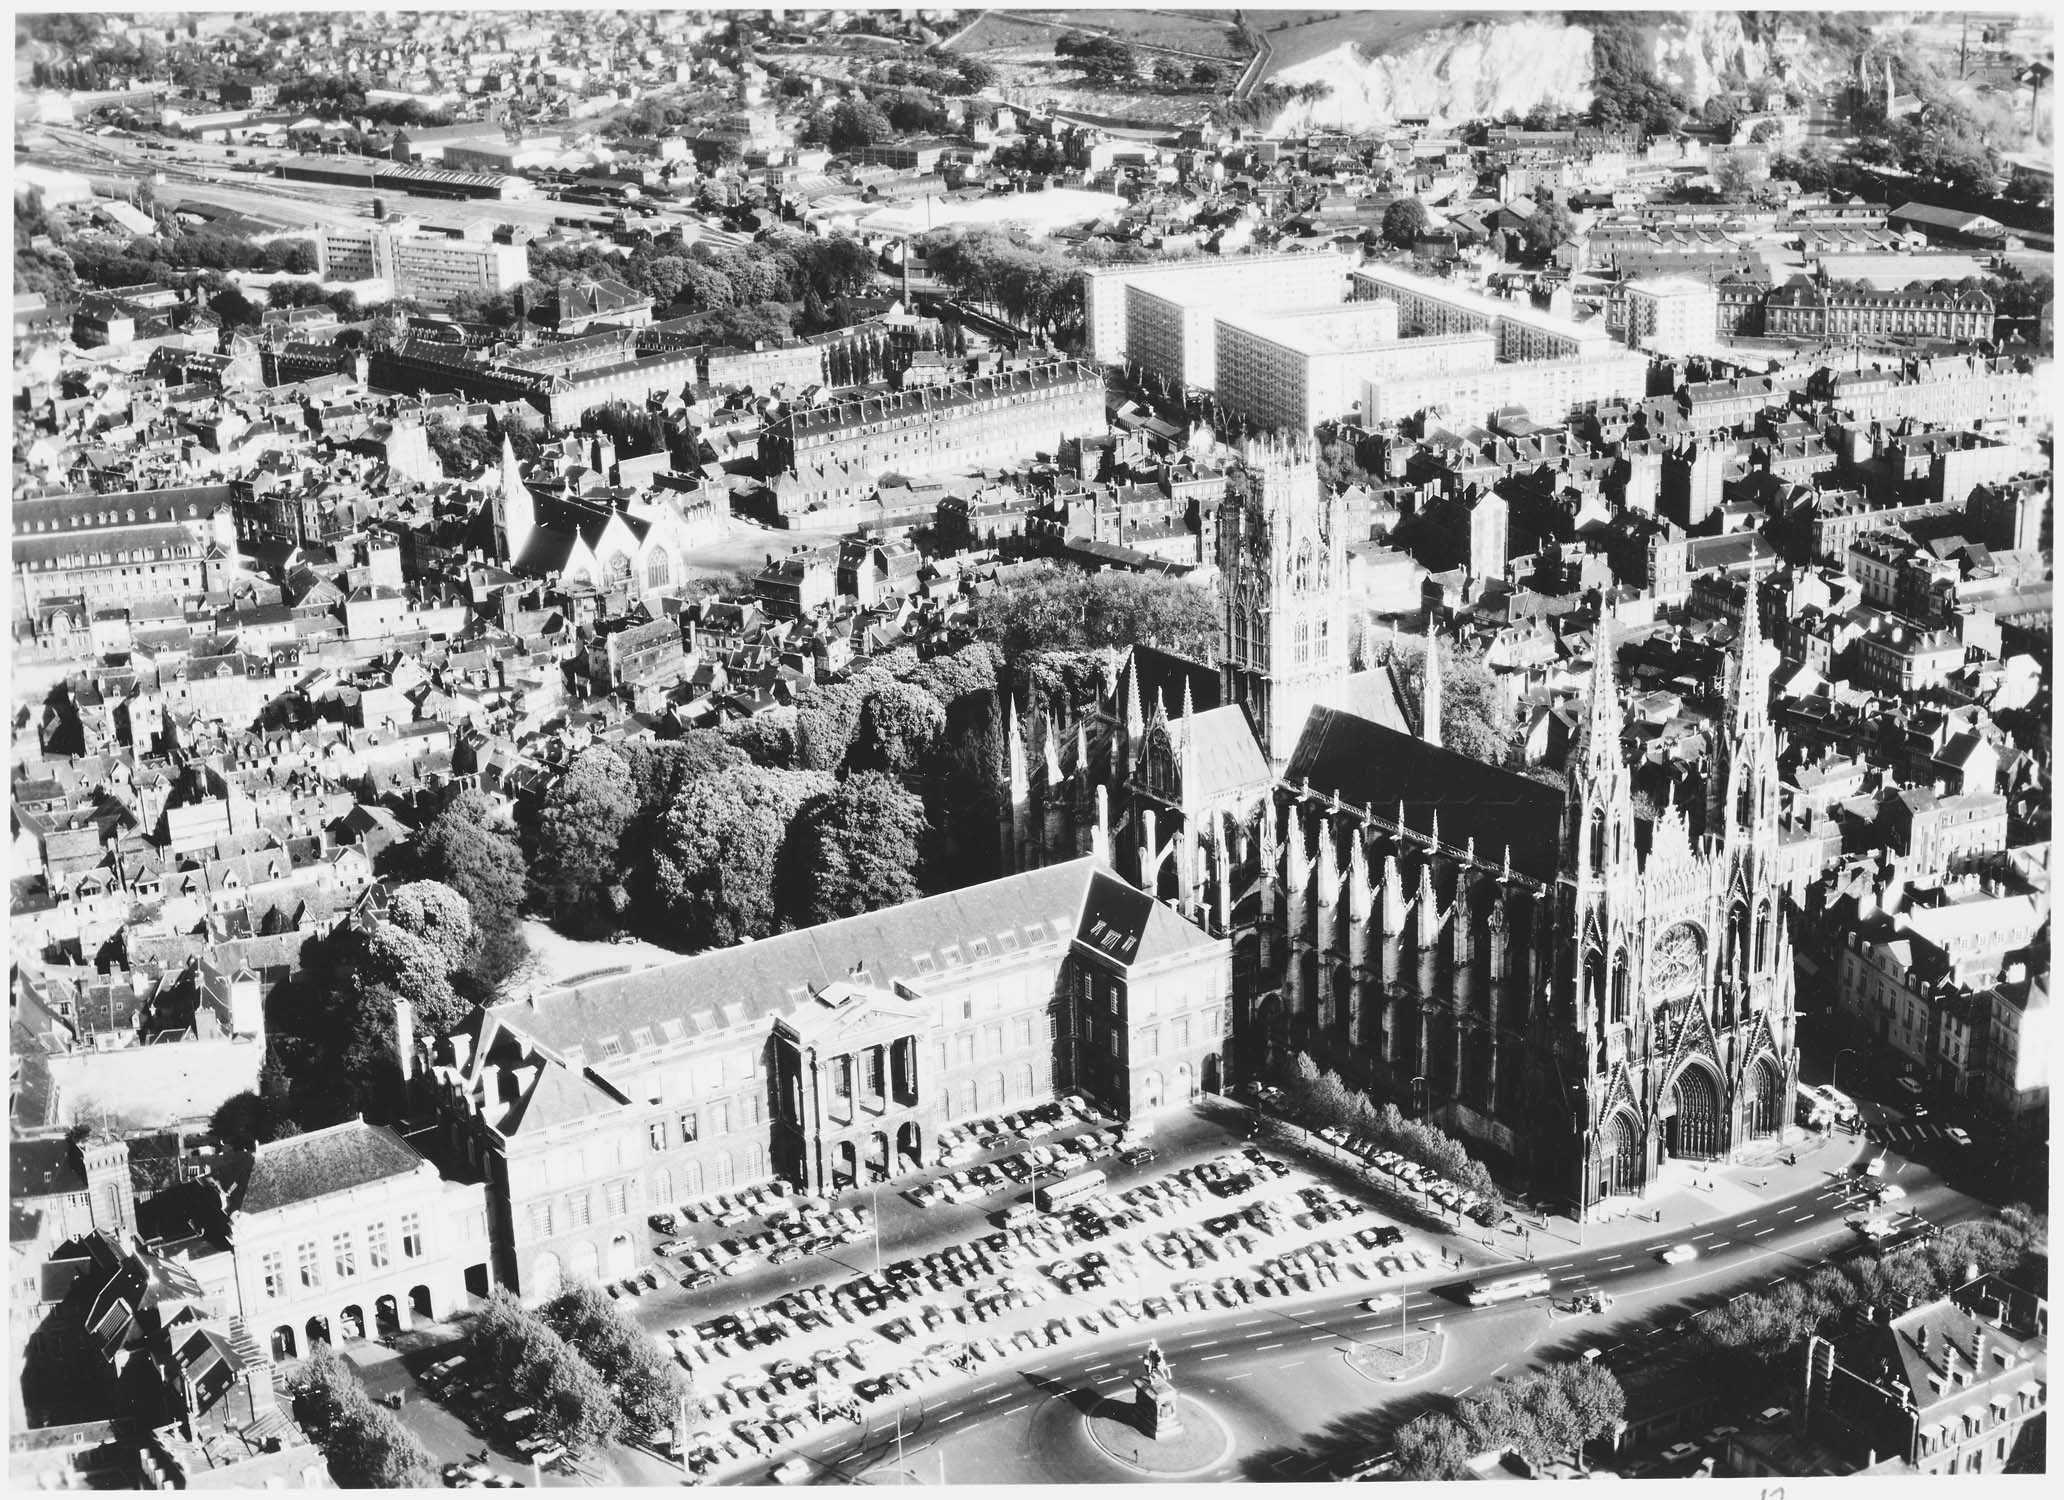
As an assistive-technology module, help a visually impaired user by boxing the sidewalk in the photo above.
[1486,1127,1876,1263]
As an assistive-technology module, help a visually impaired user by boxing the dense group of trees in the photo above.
[13,190,320,301]
[292,1343,440,1487]
[1696,1207,2045,1365]
[1382,197,1430,248]
[518,229,877,337]
[1055,31,1140,85]
[524,641,1008,946]
[1394,1361,1627,1480]
[917,227,1082,338]
[1278,1051,1502,1211]
[972,564,1222,662]
[467,1291,624,1453]
[1573,13,1686,134]
[540,1281,692,1436]
[1851,107,2001,195]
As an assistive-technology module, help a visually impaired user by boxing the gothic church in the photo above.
[995,440,1798,1212]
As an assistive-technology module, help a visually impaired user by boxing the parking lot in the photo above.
[609,1098,1488,1480]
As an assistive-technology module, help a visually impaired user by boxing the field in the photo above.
[948,9,1251,63]
[1249,10,1455,79]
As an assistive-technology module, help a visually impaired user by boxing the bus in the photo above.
[1465,1272,1552,1307]
[1035,1169,1107,1215]
[1818,1085,1861,1128]
[1796,1083,1835,1128]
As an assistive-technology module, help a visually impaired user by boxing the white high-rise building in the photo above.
[1624,277,1721,357]
[316,220,529,307]
[1081,250,1352,370]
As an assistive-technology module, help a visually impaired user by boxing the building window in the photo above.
[367,1222,390,1270]
[333,1231,356,1280]
[261,1251,284,1299]
[605,1180,629,1218]
[679,1111,698,1142]
[401,1212,424,1258]
[649,1121,667,1152]
[297,1240,321,1290]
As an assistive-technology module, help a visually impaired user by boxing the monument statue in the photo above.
[1134,1340,1181,1438]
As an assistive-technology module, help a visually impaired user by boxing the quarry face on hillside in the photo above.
[1264,12,1855,133]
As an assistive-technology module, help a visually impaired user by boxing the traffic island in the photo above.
[1343,1328,1442,1384]
[1079,1393,1233,1477]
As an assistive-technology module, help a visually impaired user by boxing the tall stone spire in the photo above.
[1420,617,1442,749]
[495,434,536,564]
[1585,614,1621,774]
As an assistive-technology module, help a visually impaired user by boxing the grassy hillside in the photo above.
[1253,10,1454,78]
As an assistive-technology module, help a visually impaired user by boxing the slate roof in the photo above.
[236,1119,424,1214]
[1168,705,1271,806]
[1284,707,1567,881]
[1075,868,1223,967]
[488,858,1105,1062]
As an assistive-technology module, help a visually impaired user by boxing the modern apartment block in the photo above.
[1081,249,1352,368]
[315,220,530,306]
[1212,301,1401,433]
[1624,276,1721,356]
[1349,263,1621,362]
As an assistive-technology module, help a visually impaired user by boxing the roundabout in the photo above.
[1080,1391,1234,1477]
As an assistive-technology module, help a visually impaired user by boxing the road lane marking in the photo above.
[1228,1371,1254,1380]
[1753,1228,1775,1237]
[938,1411,961,1424]
[1194,1340,1220,1348]
[1257,1342,1284,1351]
[1003,1404,1026,1417]
[1085,1362,1109,1371]
[1707,1240,1730,1249]
[1307,1331,1332,1342]
[1739,1217,1759,1225]
[1204,1352,1228,1361]
[985,1393,1009,1405]
[1692,1232,1716,1240]
[1234,1318,1267,1326]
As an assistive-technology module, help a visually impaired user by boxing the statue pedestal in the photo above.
[1135,1372,1182,1439]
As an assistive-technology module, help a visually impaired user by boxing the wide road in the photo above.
[721,1151,1981,1484]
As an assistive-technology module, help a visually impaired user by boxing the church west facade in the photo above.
[992,441,1800,1214]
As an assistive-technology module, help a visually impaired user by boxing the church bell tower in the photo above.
[1217,437,1349,771]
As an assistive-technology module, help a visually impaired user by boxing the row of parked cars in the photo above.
[648,1178,795,1238]
[648,1204,873,1290]
[909,1128,1122,1208]
[933,1097,1096,1168]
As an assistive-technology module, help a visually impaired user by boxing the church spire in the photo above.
[1586,614,1621,773]
[1732,589,1771,737]
[495,434,535,564]
[1420,617,1442,748]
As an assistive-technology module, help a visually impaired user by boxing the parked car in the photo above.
[648,1212,678,1233]
[1119,1147,1157,1167]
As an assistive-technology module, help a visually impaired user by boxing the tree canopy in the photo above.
[529,745,637,934]
[1382,197,1431,248]
[646,765,835,948]
[973,564,1222,662]
[787,772,931,927]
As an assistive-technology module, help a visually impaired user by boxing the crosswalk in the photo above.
[1869,1121,1948,1147]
